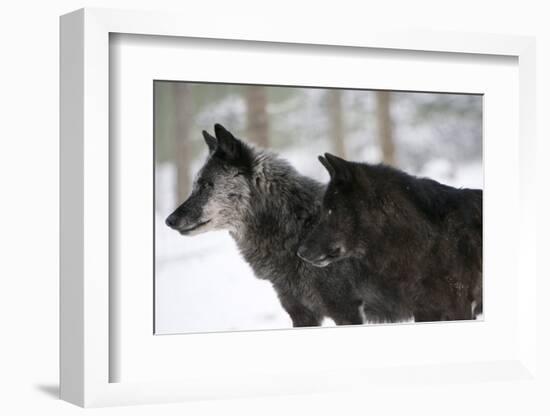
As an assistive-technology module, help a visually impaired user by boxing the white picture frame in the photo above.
[60,7,538,407]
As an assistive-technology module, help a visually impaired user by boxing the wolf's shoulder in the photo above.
[355,161,481,222]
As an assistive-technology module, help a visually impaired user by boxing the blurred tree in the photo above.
[327,89,346,158]
[406,93,482,165]
[154,82,175,164]
[245,86,269,147]
[173,83,193,202]
[376,90,396,166]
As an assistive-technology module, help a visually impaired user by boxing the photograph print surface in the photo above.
[154,82,483,335]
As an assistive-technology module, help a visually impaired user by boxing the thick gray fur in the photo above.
[166,124,411,326]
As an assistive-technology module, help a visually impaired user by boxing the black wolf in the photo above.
[165,125,411,326]
[297,153,482,322]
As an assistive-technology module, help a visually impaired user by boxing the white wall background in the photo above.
[0,1,548,415]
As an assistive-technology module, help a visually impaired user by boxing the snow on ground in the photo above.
[155,157,482,335]
[155,224,292,334]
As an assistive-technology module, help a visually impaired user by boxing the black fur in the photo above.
[299,153,482,322]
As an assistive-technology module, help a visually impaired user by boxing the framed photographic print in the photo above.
[60,8,538,408]
[153,82,483,335]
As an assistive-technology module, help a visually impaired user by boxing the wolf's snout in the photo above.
[165,213,180,228]
[297,244,322,263]
[297,241,344,267]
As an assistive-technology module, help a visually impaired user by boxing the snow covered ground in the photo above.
[154,158,483,335]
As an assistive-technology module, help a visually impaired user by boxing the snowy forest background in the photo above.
[154,82,483,335]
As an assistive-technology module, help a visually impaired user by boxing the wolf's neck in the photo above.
[231,158,322,247]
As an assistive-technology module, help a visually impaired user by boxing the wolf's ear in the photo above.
[323,153,352,181]
[202,130,217,153]
[214,123,241,160]
[318,155,335,178]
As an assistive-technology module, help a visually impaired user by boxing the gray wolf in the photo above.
[165,125,411,326]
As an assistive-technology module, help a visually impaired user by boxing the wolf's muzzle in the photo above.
[165,213,180,228]
[296,244,344,267]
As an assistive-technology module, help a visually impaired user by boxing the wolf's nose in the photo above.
[165,214,178,228]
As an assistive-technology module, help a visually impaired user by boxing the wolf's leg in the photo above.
[331,312,364,326]
[413,309,441,322]
[325,299,364,326]
[447,300,473,321]
[279,295,322,327]
[473,301,483,318]
[317,279,364,325]
[471,271,483,318]
[444,283,474,321]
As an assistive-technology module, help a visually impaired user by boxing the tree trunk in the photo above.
[328,89,346,158]
[173,83,193,203]
[375,90,395,166]
[245,86,269,147]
